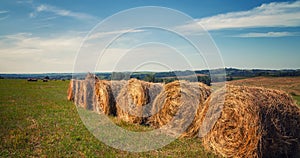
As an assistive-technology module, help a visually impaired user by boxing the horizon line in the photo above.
[1,67,300,75]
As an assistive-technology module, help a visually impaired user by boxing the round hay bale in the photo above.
[202,85,300,158]
[95,80,110,114]
[94,80,126,115]
[147,80,211,137]
[116,78,163,124]
[67,79,75,101]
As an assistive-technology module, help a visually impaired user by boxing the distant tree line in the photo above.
[226,68,300,77]
[1,69,299,83]
[102,72,211,85]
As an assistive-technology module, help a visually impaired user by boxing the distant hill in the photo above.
[0,73,73,80]
[1,68,299,84]
[225,68,300,79]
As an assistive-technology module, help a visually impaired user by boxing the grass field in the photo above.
[1,77,299,157]
[229,76,300,106]
[0,79,217,157]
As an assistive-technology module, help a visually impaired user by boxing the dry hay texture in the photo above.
[67,79,75,101]
[81,73,99,110]
[73,80,78,104]
[182,83,214,138]
[94,80,126,115]
[73,80,82,107]
[116,78,163,124]
[79,80,84,107]
[202,85,300,158]
[147,80,211,137]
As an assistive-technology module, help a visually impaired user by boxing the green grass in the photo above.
[292,95,300,106]
[0,79,217,157]
[290,91,300,106]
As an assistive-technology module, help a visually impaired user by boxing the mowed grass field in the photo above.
[229,76,300,106]
[1,77,299,157]
[0,79,217,157]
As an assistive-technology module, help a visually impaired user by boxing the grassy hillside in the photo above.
[0,79,217,157]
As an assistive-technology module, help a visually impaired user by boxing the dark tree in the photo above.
[143,74,155,82]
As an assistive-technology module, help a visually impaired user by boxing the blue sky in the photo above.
[0,0,300,73]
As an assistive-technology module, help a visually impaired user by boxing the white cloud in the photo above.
[0,16,9,21]
[17,0,33,4]
[0,30,220,73]
[30,4,97,21]
[233,31,299,38]
[0,32,83,73]
[181,1,300,31]
[0,10,9,14]
[0,10,9,21]
[39,16,57,21]
[87,29,145,41]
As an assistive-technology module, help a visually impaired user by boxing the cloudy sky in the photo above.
[0,0,300,73]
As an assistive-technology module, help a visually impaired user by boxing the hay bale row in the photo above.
[69,78,211,136]
[202,85,300,158]
[147,80,211,137]
[67,77,300,157]
[116,78,163,124]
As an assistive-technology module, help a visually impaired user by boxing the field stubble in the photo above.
[229,77,300,106]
